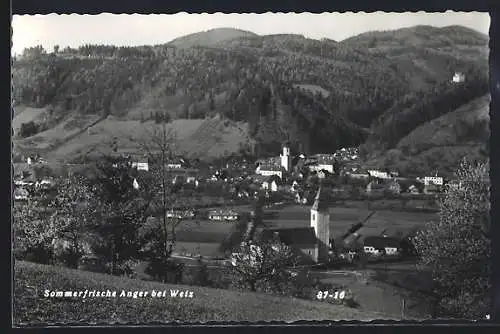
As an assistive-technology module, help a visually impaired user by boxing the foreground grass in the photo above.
[14,261,390,325]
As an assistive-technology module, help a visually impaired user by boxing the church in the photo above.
[254,186,332,264]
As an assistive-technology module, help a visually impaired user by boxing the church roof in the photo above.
[311,186,329,212]
[257,227,317,246]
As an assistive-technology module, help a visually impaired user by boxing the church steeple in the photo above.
[310,183,330,263]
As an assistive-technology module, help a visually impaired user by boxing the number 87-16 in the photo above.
[316,290,346,300]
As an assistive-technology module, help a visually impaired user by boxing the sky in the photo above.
[11,11,490,56]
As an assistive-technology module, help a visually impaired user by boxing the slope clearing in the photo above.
[41,116,251,162]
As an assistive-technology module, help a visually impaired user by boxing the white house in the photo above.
[208,209,240,222]
[368,170,390,179]
[424,176,443,186]
[132,162,149,171]
[452,72,466,83]
[255,165,283,179]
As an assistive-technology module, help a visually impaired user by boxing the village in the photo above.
[13,142,451,269]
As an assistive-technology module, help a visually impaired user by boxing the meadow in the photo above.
[14,261,387,325]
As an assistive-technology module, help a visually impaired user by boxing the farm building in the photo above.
[132,161,149,171]
[424,176,444,186]
[452,72,466,83]
[208,209,240,222]
[362,236,412,257]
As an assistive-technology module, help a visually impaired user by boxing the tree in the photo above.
[412,159,490,319]
[13,200,59,264]
[134,123,187,282]
[230,240,297,294]
[49,176,99,268]
[19,121,38,138]
[91,156,153,275]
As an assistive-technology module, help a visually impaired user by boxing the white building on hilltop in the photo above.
[452,72,466,83]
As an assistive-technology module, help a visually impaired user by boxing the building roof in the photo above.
[258,164,283,172]
[363,236,403,249]
[258,227,317,246]
[311,186,329,212]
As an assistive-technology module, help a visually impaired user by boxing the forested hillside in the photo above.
[12,25,489,171]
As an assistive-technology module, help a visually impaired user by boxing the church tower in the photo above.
[280,142,292,172]
[310,186,330,263]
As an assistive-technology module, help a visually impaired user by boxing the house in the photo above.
[367,170,390,179]
[362,235,410,257]
[256,186,332,264]
[166,158,184,169]
[452,72,466,83]
[424,176,443,186]
[208,209,240,222]
[132,161,149,171]
[255,164,284,179]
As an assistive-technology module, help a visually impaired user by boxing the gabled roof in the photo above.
[363,236,403,249]
[258,227,317,246]
[258,164,283,172]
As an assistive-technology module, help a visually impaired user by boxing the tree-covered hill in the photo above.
[12,25,489,171]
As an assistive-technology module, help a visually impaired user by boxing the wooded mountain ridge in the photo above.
[12,25,489,175]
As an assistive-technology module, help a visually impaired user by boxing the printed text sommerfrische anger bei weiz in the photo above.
[43,289,194,299]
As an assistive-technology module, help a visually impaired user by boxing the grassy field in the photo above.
[32,116,251,162]
[13,261,389,325]
[263,205,436,241]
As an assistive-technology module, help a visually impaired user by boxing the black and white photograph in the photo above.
[11,11,492,325]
